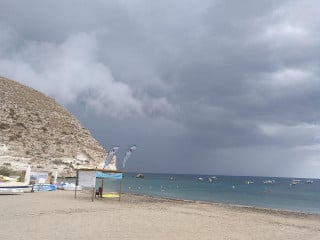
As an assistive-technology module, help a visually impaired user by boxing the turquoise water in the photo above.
[119,173,320,213]
[64,173,320,213]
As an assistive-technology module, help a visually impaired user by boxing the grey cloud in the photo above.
[1,0,320,177]
[0,28,174,118]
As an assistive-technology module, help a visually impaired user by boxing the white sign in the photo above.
[30,172,49,184]
[77,170,96,188]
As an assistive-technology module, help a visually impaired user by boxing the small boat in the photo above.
[263,180,275,184]
[245,180,254,184]
[0,182,33,193]
[306,180,313,184]
[135,173,144,178]
[0,188,24,195]
[198,177,204,181]
[291,179,301,185]
[208,176,217,182]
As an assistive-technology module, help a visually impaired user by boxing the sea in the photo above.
[96,173,320,214]
[63,173,320,214]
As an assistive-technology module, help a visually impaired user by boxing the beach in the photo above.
[0,190,320,240]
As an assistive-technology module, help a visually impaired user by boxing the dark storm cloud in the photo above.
[1,0,320,177]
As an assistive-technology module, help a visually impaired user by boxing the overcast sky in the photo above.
[1,0,320,177]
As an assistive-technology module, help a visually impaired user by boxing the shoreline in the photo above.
[125,192,320,217]
[1,190,320,240]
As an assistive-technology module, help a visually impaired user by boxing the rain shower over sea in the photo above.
[113,173,320,214]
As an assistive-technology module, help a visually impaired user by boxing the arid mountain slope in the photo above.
[0,76,107,176]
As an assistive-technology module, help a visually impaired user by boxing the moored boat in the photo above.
[263,180,275,184]
[135,173,144,178]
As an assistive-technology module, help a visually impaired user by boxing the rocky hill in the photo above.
[0,76,107,177]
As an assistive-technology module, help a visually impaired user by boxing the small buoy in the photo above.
[232,185,235,189]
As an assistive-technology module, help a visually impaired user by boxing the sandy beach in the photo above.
[0,190,319,240]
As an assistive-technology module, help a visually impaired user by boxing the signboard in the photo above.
[30,172,49,184]
[77,170,96,188]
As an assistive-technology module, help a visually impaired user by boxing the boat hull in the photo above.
[0,182,33,193]
[0,188,24,195]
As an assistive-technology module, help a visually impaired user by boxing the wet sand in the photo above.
[0,190,320,240]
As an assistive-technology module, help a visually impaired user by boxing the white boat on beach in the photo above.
[0,188,24,195]
[0,182,33,193]
[0,165,33,193]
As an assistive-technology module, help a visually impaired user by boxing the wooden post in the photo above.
[92,169,96,202]
[75,170,78,199]
[101,178,104,198]
[119,174,123,201]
